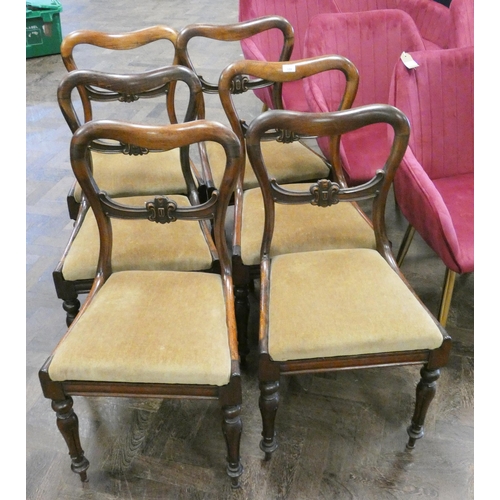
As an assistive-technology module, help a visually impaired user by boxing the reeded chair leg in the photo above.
[438,268,457,327]
[406,366,440,449]
[63,297,81,327]
[221,404,243,488]
[396,224,416,267]
[51,396,90,481]
[259,380,279,460]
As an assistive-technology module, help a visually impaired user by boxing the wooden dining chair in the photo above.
[59,26,207,219]
[217,56,379,360]
[53,65,217,327]
[244,104,451,459]
[39,118,244,487]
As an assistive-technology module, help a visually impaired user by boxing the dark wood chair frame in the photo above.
[53,65,216,326]
[59,26,208,219]
[40,118,244,487]
[217,56,360,360]
[244,104,452,459]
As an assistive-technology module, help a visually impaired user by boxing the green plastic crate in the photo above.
[26,1,63,58]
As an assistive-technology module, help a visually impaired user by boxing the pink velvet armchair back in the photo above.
[388,46,474,324]
[303,9,425,185]
[238,0,452,111]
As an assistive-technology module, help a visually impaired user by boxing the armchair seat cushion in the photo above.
[62,195,213,281]
[241,184,376,266]
[72,149,190,203]
[49,270,232,386]
[268,249,443,361]
[205,140,330,189]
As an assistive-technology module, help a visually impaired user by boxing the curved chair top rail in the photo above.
[175,15,294,119]
[61,25,179,72]
[57,65,203,134]
[219,54,359,153]
[60,26,179,122]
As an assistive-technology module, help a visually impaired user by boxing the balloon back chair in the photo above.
[388,46,474,326]
[303,9,426,186]
[39,118,244,487]
[244,104,451,460]
[53,66,218,327]
[217,55,380,360]
[60,26,207,219]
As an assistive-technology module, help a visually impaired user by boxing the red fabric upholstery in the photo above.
[449,0,474,48]
[238,0,451,111]
[388,46,474,274]
[333,0,451,49]
[303,9,425,184]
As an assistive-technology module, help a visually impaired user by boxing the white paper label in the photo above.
[283,64,296,73]
[400,52,419,69]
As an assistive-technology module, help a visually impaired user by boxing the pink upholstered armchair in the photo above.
[303,9,425,185]
[238,0,452,113]
[388,46,474,326]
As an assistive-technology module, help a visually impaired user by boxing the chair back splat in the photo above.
[39,118,244,487]
[245,104,451,459]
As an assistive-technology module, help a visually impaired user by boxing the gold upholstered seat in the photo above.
[39,118,243,487]
[244,104,451,459]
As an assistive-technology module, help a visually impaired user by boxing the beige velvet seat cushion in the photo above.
[241,185,376,266]
[62,195,213,281]
[268,249,443,361]
[72,149,189,203]
[205,140,330,189]
[49,270,232,386]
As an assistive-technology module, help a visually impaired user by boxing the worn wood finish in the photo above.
[27,0,474,498]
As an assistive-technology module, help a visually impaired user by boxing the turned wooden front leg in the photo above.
[221,404,243,488]
[259,380,279,460]
[407,367,440,449]
[52,397,90,481]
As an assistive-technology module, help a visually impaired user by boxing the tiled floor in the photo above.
[26,1,474,498]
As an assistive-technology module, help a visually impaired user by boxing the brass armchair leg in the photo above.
[438,268,457,327]
[396,224,416,267]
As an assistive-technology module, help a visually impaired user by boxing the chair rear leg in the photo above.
[63,297,81,327]
[51,396,90,481]
[221,404,243,488]
[259,380,279,460]
[406,366,440,449]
